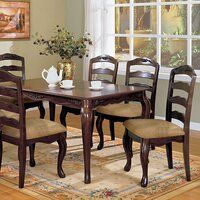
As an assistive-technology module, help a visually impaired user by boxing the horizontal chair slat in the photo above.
[169,96,187,108]
[95,78,112,83]
[92,56,117,64]
[0,53,23,61]
[130,83,152,91]
[92,68,114,75]
[172,82,190,93]
[0,102,19,113]
[171,110,185,123]
[0,70,20,83]
[129,71,154,79]
[128,58,158,66]
[0,65,23,72]
[0,87,18,98]
[0,116,20,129]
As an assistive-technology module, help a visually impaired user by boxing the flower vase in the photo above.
[57,59,76,80]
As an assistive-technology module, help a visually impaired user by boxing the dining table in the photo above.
[7,78,150,184]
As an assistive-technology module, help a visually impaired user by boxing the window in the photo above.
[102,0,200,71]
[84,0,200,80]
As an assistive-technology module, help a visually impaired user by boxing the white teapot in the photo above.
[42,66,63,87]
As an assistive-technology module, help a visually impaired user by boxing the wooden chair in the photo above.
[0,53,45,118]
[59,55,119,128]
[123,65,196,187]
[96,57,160,150]
[0,70,67,188]
[0,53,46,167]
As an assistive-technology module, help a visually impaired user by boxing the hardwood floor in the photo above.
[0,107,199,199]
[0,183,36,200]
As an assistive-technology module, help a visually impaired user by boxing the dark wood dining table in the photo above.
[7,78,150,184]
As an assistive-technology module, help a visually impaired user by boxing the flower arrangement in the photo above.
[33,25,92,60]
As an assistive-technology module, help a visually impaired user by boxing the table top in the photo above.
[3,78,147,100]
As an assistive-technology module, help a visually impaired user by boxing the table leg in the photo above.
[81,100,93,184]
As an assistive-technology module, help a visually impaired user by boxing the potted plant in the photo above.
[34,25,92,80]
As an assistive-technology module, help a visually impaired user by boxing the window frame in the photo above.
[102,0,200,81]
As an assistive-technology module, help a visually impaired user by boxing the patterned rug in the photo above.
[0,127,200,200]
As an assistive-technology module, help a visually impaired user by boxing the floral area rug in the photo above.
[0,127,200,200]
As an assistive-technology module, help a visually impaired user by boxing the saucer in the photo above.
[48,84,57,88]
[60,85,75,89]
[89,86,104,90]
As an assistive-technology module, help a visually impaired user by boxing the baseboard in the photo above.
[156,116,200,132]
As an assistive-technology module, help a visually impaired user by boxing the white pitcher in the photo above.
[42,66,63,87]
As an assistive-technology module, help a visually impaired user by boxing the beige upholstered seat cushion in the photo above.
[96,102,142,118]
[124,119,185,139]
[0,110,66,140]
[0,110,19,119]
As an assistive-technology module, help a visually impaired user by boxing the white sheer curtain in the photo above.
[83,0,115,80]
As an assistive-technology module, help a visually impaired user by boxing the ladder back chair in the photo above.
[123,65,196,187]
[59,54,119,128]
[0,53,45,118]
[0,70,67,188]
[0,53,46,168]
[88,54,118,83]
[96,57,160,150]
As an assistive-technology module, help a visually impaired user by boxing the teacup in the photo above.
[60,80,73,87]
[91,80,101,88]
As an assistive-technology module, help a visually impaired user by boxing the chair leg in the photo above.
[151,145,155,150]
[38,102,45,119]
[140,139,150,187]
[183,138,191,181]
[18,146,26,188]
[123,129,133,172]
[49,102,56,121]
[96,114,104,150]
[29,144,36,167]
[166,142,173,169]
[0,133,2,170]
[57,134,67,178]
[31,102,44,168]
[109,120,115,140]
[90,111,95,148]
[60,106,67,127]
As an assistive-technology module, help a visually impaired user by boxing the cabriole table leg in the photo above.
[81,99,93,184]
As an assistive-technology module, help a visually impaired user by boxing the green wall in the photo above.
[0,0,85,80]
[66,0,84,81]
[0,0,67,79]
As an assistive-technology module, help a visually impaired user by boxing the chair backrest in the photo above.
[166,65,196,134]
[0,70,26,141]
[126,57,160,118]
[0,53,25,81]
[88,55,118,84]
